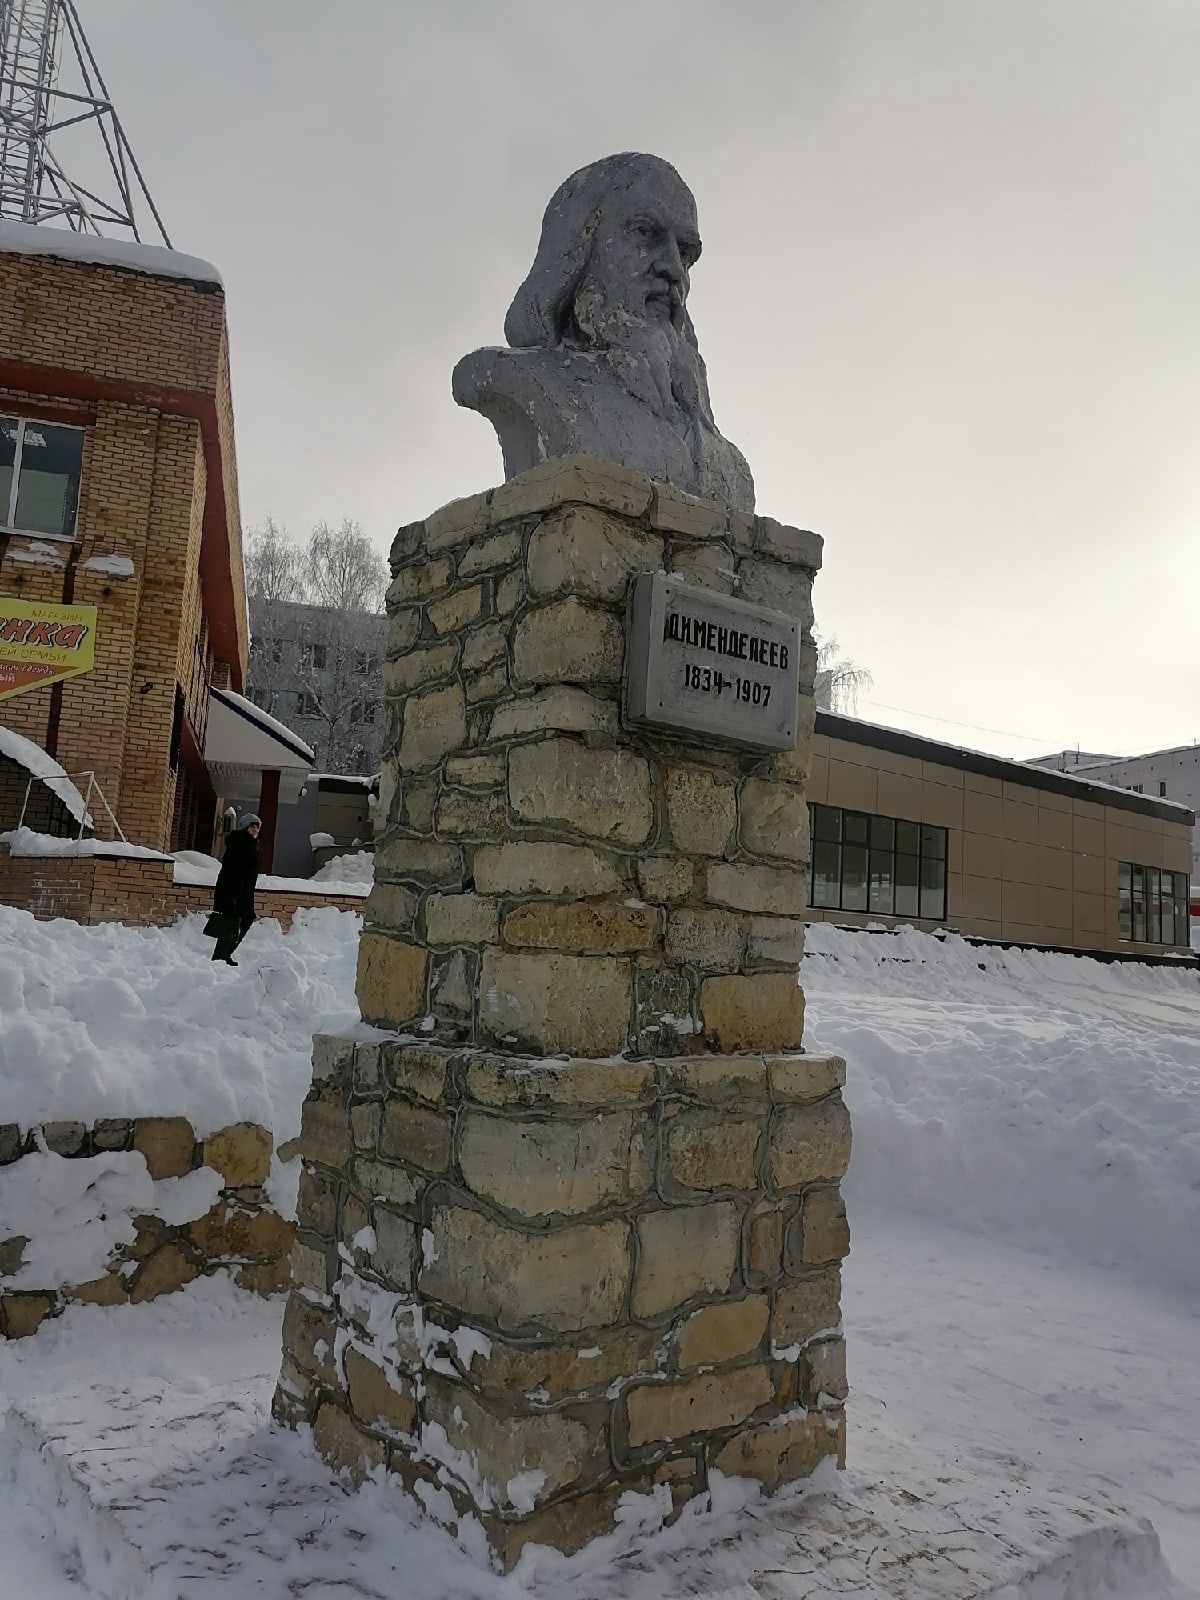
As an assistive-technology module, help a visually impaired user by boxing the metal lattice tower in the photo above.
[0,0,169,243]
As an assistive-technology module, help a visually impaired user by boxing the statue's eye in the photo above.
[631,219,656,241]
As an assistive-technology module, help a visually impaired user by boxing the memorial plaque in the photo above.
[626,573,800,751]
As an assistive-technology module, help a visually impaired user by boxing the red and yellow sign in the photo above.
[0,598,97,702]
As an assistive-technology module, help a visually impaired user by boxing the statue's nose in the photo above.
[655,235,685,284]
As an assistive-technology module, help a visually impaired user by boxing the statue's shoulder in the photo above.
[452,344,572,411]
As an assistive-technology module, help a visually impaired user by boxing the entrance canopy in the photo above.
[204,688,312,806]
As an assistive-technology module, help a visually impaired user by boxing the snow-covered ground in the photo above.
[0,905,362,1142]
[1,914,1197,1596]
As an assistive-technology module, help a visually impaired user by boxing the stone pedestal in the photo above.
[274,456,850,1566]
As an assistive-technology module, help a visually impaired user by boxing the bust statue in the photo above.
[453,153,755,512]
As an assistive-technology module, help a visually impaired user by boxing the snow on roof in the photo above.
[308,771,379,788]
[0,728,91,826]
[0,219,222,288]
[1028,749,1121,771]
[819,711,1195,820]
[1073,742,1200,768]
[210,687,314,765]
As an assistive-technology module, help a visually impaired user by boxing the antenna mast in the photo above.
[0,0,169,244]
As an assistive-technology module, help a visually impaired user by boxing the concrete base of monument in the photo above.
[274,1034,851,1567]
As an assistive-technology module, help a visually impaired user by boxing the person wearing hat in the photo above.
[205,813,262,965]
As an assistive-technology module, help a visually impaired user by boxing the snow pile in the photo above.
[0,905,365,1143]
[312,850,374,885]
[79,554,135,579]
[4,541,66,567]
[2,827,165,861]
[0,1151,220,1290]
[170,849,222,873]
[803,924,1200,1294]
[169,852,370,896]
[0,729,91,826]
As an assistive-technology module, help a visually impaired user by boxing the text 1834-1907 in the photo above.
[682,662,772,706]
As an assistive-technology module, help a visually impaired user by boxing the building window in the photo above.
[355,650,379,676]
[350,700,377,725]
[296,690,321,718]
[302,642,327,672]
[1118,862,1189,946]
[1158,781,1167,797]
[810,804,947,922]
[0,415,84,539]
[1131,783,1143,794]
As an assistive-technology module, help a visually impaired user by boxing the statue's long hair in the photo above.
[504,153,703,359]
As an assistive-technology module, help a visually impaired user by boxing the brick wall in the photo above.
[0,252,225,390]
[0,757,78,836]
[0,844,367,929]
[0,248,248,854]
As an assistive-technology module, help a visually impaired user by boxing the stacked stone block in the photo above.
[276,456,849,1564]
[277,1036,849,1565]
[356,454,823,1059]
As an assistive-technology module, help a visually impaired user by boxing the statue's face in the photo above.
[585,178,702,331]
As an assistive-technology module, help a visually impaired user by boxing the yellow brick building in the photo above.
[0,225,249,851]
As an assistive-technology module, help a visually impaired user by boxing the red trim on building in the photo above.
[0,358,245,689]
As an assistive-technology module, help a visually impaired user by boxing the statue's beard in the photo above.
[569,278,714,429]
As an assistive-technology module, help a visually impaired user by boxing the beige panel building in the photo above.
[807,712,1194,958]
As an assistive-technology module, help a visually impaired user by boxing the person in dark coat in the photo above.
[208,813,262,964]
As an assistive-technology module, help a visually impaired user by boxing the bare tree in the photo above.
[243,516,303,602]
[815,634,872,713]
[302,519,387,613]
[291,606,385,775]
[243,516,387,775]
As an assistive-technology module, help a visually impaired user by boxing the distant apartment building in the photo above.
[1033,743,1199,881]
[245,597,386,776]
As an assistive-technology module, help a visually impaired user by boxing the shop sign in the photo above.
[0,597,97,702]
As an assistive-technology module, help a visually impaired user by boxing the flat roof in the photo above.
[0,219,222,288]
[817,711,1195,826]
[1075,741,1200,768]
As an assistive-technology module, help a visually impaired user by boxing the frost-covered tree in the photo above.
[815,634,871,713]
[243,516,386,774]
[302,519,387,614]
[289,604,385,775]
[243,516,303,603]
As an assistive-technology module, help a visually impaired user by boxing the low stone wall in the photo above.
[0,843,368,928]
[275,1035,850,1567]
[0,1116,295,1338]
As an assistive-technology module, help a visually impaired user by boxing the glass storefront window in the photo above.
[808,804,948,921]
[1120,860,1189,947]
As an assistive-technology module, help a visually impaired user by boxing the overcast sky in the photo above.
[85,0,1198,762]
